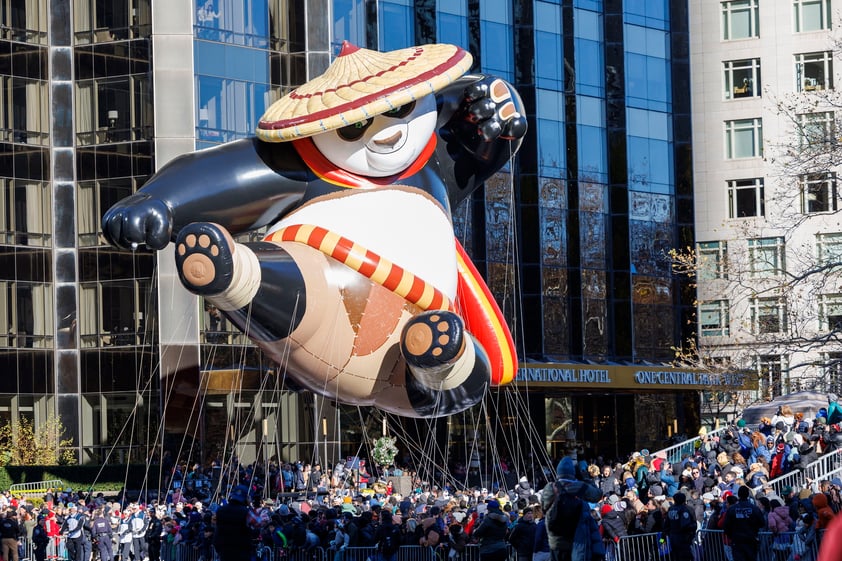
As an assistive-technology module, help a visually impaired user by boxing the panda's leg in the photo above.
[400,310,491,416]
[173,222,306,341]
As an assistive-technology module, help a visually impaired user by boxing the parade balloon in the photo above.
[102,42,526,417]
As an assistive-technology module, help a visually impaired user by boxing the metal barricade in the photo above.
[693,528,730,561]
[459,544,480,561]
[614,533,664,561]
[285,546,327,561]
[334,546,378,561]
[756,448,842,495]
[18,535,69,561]
[9,480,64,499]
[653,427,729,465]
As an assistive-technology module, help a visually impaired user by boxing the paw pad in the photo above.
[402,311,465,368]
[175,223,234,295]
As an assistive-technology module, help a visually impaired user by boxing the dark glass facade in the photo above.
[0,0,696,466]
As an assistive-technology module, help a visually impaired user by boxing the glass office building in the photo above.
[0,0,700,466]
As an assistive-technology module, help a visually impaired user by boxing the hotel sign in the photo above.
[517,363,755,391]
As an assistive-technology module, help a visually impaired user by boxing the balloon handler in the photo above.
[102,42,527,417]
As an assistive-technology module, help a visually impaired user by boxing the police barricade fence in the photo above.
[611,529,822,561]
[18,535,68,561]
[159,543,439,561]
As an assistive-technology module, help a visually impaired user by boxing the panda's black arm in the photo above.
[102,138,311,250]
[435,74,527,209]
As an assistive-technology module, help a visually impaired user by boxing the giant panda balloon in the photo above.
[102,42,526,417]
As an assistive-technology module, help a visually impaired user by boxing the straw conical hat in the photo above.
[257,42,473,142]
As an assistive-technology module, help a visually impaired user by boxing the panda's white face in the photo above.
[312,94,437,177]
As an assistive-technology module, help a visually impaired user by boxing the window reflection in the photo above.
[0,1,48,44]
[0,281,54,348]
[79,279,155,348]
[579,211,606,269]
[193,0,269,48]
[74,0,152,44]
[75,75,153,145]
[0,178,51,246]
[0,75,49,146]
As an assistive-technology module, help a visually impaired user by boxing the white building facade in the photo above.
[690,0,842,406]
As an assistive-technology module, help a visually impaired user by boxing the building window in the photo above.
[721,0,759,40]
[727,178,765,218]
[795,52,833,92]
[750,297,787,334]
[698,241,728,280]
[801,173,837,213]
[724,58,761,99]
[0,281,55,349]
[798,111,835,145]
[725,118,763,158]
[700,300,730,336]
[0,77,50,146]
[820,294,842,331]
[817,232,842,266]
[0,2,48,44]
[749,237,785,277]
[756,354,785,400]
[77,180,136,246]
[79,280,153,348]
[794,0,831,32]
[0,179,52,246]
[823,352,842,394]
[75,76,153,145]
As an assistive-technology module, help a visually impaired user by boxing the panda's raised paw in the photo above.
[175,222,236,295]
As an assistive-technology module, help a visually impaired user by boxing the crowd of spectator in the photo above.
[0,403,841,561]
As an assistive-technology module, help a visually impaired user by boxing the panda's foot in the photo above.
[175,223,236,295]
[402,310,466,371]
[402,310,491,416]
[175,223,261,310]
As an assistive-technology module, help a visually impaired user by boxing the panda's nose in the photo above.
[373,130,402,147]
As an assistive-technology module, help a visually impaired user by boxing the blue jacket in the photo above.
[659,470,679,497]
[569,503,605,561]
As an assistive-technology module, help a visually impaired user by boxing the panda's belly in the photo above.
[268,186,458,297]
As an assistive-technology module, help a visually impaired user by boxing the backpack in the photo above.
[545,491,582,542]
[379,525,401,555]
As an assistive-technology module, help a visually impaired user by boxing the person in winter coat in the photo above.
[597,466,620,499]
[213,485,256,561]
[663,493,696,561]
[769,442,791,479]
[515,478,534,503]
[767,499,793,561]
[0,510,22,561]
[812,492,835,530]
[532,508,550,561]
[823,424,842,453]
[328,517,350,561]
[507,507,536,561]
[598,503,626,545]
[32,516,50,561]
[117,511,133,561]
[145,509,164,561]
[90,508,114,561]
[723,486,765,561]
[541,458,605,561]
[472,500,510,561]
[658,464,679,498]
[448,523,468,561]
